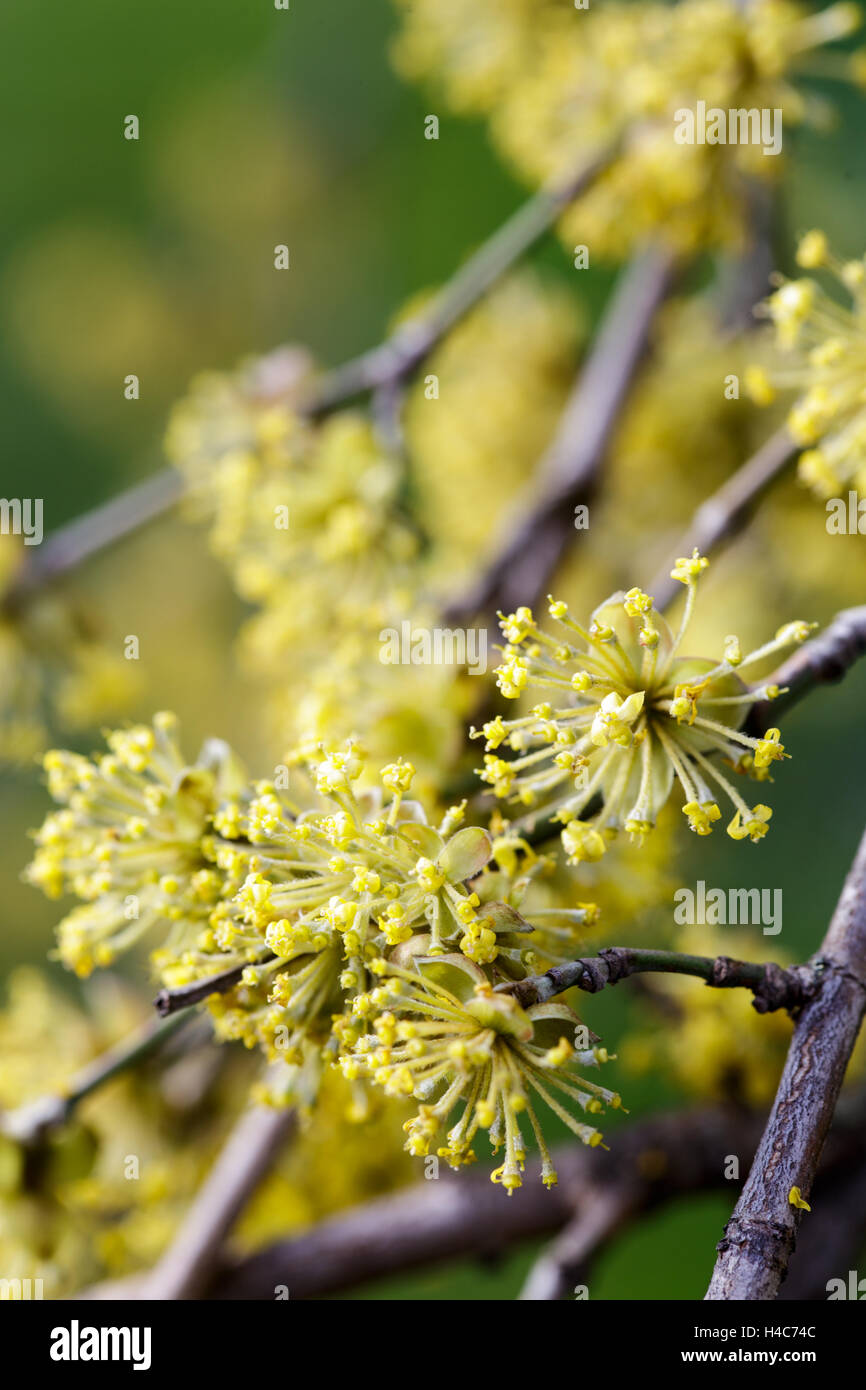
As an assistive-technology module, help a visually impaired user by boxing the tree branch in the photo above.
[0,1011,192,1145]
[518,1183,634,1300]
[203,1105,766,1300]
[2,468,185,613]
[79,1092,866,1301]
[502,945,820,1014]
[715,178,777,336]
[649,426,796,611]
[744,605,866,736]
[153,956,275,1017]
[705,820,866,1300]
[136,1102,297,1300]
[4,151,617,610]
[301,146,618,416]
[444,244,679,625]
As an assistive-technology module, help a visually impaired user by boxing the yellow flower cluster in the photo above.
[347,952,620,1193]
[188,746,556,1065]
[475,554,813,861]
[26,713,245,977]
[393,0,864,256]
[166,354,470,778]
[166,364,414,609]
[27,717,618,1180]
[748,231,866,497]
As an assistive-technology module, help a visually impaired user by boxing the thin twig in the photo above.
[649,426,796,611]
[715,178,777,337]
[2,468,184,612]
[5,151,617,610]
[139,1102,298,1300]
[0,1011,192,1145]
[371,378,407,457]
[301,146,619,417]
[745,605,866,736]
[501,944,820,1015]
[705,819,866,1300]
[153,956,275,1017]
[445,244,680,625]
[519,1184,633,1300]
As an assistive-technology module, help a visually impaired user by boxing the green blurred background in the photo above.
[2,0,865,1298]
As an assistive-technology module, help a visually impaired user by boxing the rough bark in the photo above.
[705,825,866,1299]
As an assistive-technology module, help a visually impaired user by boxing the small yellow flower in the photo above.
[753,729,787,770]
[727,804,773,842]
[796,230,829,269]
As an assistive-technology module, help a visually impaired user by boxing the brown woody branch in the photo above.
[138,1103,297,1300]
[444,244,679,626]
[649,426,796,612]
[715,178,777,336]
[705,820,866,1300]
[518,1183,634,1300]
[83,1107,757,1300]
[207,1105,764,1299]
[0,1011,192,1145]
[153,956,275,1017]
[301,147,618,416]
[190,1099,866,1300]
[2,469,185,613]
[79,1095,866,1301]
